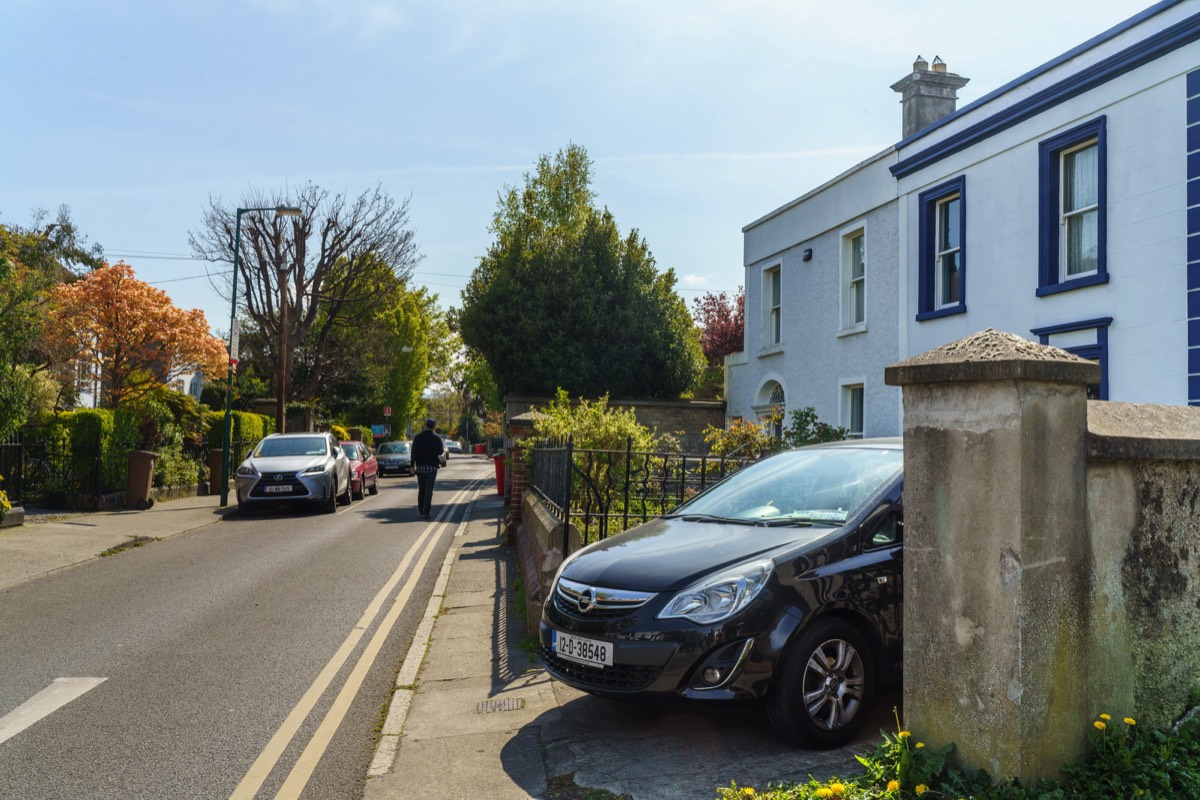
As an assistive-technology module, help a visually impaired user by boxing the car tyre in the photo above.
[324,480,338,514]
[338,474,352,505]
[767,619,875,748]
[368,473,379,495]
[237,492,253,516]
[353,474,365,500]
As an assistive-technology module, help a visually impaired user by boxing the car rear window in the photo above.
[378,443,409,454]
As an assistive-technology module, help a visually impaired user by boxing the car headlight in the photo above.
[236,463,258,477]
[657,559,774,625]
[299,464,328,476]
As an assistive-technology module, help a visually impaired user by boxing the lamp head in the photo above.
[275,206,302,217]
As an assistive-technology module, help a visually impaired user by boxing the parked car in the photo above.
[446,439,463,455]
[376,440,413,476]
[539,439,904,748]
[341,441,379,499]
[235,432,353,514]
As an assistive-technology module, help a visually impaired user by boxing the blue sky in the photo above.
[1,0,1147,336]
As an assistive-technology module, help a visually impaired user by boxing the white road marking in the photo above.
[0,678,107,746]
[228,480,483,800]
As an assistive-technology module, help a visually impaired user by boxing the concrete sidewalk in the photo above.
[365,492,881,800]
[0,493,228,591]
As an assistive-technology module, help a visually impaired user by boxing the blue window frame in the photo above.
[916,176,966,321]
[1038,117,1108,296]
[1031,317,1112,400]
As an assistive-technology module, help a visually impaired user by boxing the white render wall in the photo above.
[728,2,1198,436]
[896,34,1195,405]
[728,152,903,436]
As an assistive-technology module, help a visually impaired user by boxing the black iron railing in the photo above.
[530,437,757,556]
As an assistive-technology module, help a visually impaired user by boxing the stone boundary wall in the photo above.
[1085,401,1200,728]
[516,491,582,636]
[886,329,1200,781]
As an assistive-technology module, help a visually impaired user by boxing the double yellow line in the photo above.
[229,482,479,800]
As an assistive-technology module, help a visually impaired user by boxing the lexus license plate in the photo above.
[553,630,613,667]
[264,485,292,493]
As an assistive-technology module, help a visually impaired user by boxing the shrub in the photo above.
[329,423,351,442]
[716,707,1200,800]
[532,388,661,452]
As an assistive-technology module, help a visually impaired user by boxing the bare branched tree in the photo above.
[189,182,422,430]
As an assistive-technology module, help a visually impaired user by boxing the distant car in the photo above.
[341,441,379,499]
[235,432,352,514]
[446,440,463,455]
[376,441,413,476]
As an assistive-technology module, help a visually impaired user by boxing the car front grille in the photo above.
[541,647,661,692]
[249,472,309,498]
[553,578,653,621]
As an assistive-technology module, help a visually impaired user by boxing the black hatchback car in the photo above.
[540,439,904,747]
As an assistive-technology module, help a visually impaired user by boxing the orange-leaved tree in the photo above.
[45,262,227,408]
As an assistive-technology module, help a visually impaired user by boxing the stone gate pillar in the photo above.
[884,329,1101,782]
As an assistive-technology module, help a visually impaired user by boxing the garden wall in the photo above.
[516,491,581,636]
[886,329,1200,783]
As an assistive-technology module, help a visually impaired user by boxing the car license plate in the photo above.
[264,485,292,494]
[553,630,613,667]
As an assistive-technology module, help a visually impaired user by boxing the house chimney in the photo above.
[890,55,969,138]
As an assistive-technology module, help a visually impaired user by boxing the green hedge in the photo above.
[204,410,274,456]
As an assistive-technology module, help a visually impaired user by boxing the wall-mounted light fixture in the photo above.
[802,248,813,262]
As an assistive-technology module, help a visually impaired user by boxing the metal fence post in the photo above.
[562,436,574,558]
[622,436,632,532]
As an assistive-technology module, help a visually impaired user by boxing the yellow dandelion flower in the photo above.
[830,783,846,795]
[742,789,756,797]
[898,730,911,739]
[1094,720,1107,731]
[887,779,900,792]
[815,789,833,799]
[1125,717,1137,726]
[1099,713,1111,721]
[916,742,925,749]
[916,785,928,795]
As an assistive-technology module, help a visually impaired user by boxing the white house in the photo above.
[727,0,1200,436]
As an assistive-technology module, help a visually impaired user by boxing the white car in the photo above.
[234,432,353,514]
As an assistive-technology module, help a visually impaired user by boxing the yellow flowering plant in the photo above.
[854,709,950,798]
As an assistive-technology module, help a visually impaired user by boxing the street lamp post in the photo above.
[220,205,302,507]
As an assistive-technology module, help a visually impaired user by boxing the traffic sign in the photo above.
[383,406,391,417]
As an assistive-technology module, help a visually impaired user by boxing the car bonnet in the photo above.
[559,516,837,593]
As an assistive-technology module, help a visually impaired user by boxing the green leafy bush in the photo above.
[715,707,1200,800]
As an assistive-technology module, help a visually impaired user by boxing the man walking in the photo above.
[411,418,444,520]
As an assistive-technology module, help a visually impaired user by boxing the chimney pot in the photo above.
[913,54,928,72]
[932,55,947,73]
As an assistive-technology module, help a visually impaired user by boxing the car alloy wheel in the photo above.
[324,480,338,514]
[767,619,874,748]
[368,473,379,495]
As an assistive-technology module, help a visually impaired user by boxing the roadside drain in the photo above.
[476,697,525,714]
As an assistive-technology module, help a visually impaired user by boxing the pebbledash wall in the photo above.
[729,1,1200,436]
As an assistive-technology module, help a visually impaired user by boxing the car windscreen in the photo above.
[340,444,361,461]
[377,443,409,454]
[254,437,328,458]
[673,445,902,525]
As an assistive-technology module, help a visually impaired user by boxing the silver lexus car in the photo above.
[234,432,353,514]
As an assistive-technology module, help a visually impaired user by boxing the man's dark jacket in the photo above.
[411,429,444,469]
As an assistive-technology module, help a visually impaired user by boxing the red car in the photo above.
[340,441,380,499]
